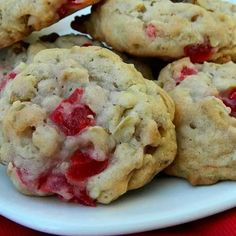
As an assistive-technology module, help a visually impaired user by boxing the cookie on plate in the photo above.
[72,0,236,63]
[0,0,101,48]
[0,46,176,205]
[158,57,236,185]
[0,34,102,79]
[0,33,154,81]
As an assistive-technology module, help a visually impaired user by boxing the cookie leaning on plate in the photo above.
[0,46,176,205]
[0,33,154,80]
[72,0,236,63]
[158,57,236,185]
[0,0,101,48]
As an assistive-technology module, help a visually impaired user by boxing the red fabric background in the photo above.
[1,207,236,236]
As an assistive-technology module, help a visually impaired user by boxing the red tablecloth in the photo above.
[1,207,236,236]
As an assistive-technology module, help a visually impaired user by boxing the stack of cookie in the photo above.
[0,0,235,206]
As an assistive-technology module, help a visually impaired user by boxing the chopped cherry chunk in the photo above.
[71,189,96,206]
[144,23,157,39]
[66,149,109,182]
[57,0,85,18]
[219,87,236,117]
[65,87,83,103]
[175,66,198,85]
[0,71,17,92]
[49,88,96,136]
[40,173,69,193]
[16,167,28,186]
[40,172,96,206]
[16,166,44,191]
[184,40,213,63]
[82,42,93,47]
[6,71,17,79]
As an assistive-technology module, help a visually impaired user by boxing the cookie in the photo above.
[0,0,101,48]
[72,0,236,63]
[0,34,101,78]
[0,34,154,81]
[0,46,176,205]
[158,57,236,185]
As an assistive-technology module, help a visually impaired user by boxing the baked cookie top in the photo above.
[0,33,153,81]
[158,57,236,185]
[72,0,236,63]
[0,0,101,48]
[0,46,176,205]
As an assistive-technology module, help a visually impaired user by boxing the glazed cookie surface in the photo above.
[0,34,153,81]
[0,0,101,48]
[72,0,236,62]
[0,46,176,205]
[158,57,236,185]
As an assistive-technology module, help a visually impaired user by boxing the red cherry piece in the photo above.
[184,40,213,63]
[49,88,96,136]
[71,189,96,206]
[16,162,98,206]
[57,0,85,18]
[40,173,70,193]
[144,23,157,39]
[6,71,17,80]
[39,172,96,206]
[66,149,109,182]
[175,66,198,85]
[0,71,17,92]
[16,167,28,186]
[16,167,41,191]
[219,87,236,117]
[82,42,93,47]
[64,87,84,104]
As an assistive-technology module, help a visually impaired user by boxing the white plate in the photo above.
[1,1,236,235]
[1,165,236,236]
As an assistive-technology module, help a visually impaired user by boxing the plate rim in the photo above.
[1,177,236,236]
